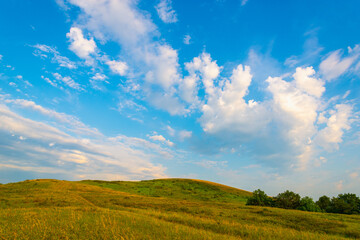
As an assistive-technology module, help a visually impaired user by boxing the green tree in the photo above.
[246,189,273,206]
[316,195,331,212]
[275,190,301,209]
[298,196,321,212]
[331,193,360,214]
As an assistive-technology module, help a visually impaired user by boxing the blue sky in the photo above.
[0,0,360,198]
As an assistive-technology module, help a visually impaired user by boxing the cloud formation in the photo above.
[67,27,96,60]
[0,96,169,181]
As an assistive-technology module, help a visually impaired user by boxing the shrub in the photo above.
[275,190,301,209]
[246,189,273,206]
[298,196,321,212]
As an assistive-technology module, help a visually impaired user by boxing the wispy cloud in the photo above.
[155,0,178,23]
[33,44,77,69]
[319,45,360,81]
[0,95,169,181]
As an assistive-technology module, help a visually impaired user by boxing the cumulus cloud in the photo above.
[179,53,220,108]
[149,134,174,147]
[106,60,128,76]
[186,53,353,171]
[293,67,325,97]
[144,44,180,89]
[56,0,356,174]
[66,27,96,59]
[65,0,183,114]
[266,68,325,170]
[315,104,352,151]
[155,0,178,23]
[196,54,268,135]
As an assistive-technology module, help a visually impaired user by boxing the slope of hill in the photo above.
[0,179,359,239]
[79,178,252,203]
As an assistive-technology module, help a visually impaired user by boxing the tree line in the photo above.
[246,189,360,214]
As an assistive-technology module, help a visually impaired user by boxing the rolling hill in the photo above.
[0,179,359,239]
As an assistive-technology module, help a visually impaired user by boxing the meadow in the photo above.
[0,179,359,239]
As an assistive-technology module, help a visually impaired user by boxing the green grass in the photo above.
[0,179,359,239]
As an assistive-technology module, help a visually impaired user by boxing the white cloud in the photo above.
[179,130,192,141]
[144,44,180,89]
[0,54,3,61]
[266,69,323,170]
[315,104,352,151]
[53,73,83,90]
[319,49,359,81]
[41,76,58,88]
[179,53,220,107]
[165,126,192,141]
[198,55,268,135]
[183,35,191,45]
[155,0,178,23]
[67,0,155,46]
[33,44,77,69]
[149,134,174,147]
[106,60,128,76]
[118,99,146,112]
[166,125,176,136]
[66,27,96,59]
[293,67,325,98]
[0,99,168,180]
[66,0,184,114]
[90,73,108,90]
[91,73,107,81]
[4,98,100,136]
[284,31,323,68]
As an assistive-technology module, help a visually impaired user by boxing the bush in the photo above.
[298,196,321,212]
[275,190,301,209]
[246,189,273,206]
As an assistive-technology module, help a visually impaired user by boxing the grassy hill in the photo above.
[0,179,359,239]
[79,178,252,203]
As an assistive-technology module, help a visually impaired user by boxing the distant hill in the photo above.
[0,179,359,239]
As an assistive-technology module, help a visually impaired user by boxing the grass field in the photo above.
[0,179,359,239]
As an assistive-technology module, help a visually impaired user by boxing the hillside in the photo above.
[79,178,252,203]
[0,179,360,239]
